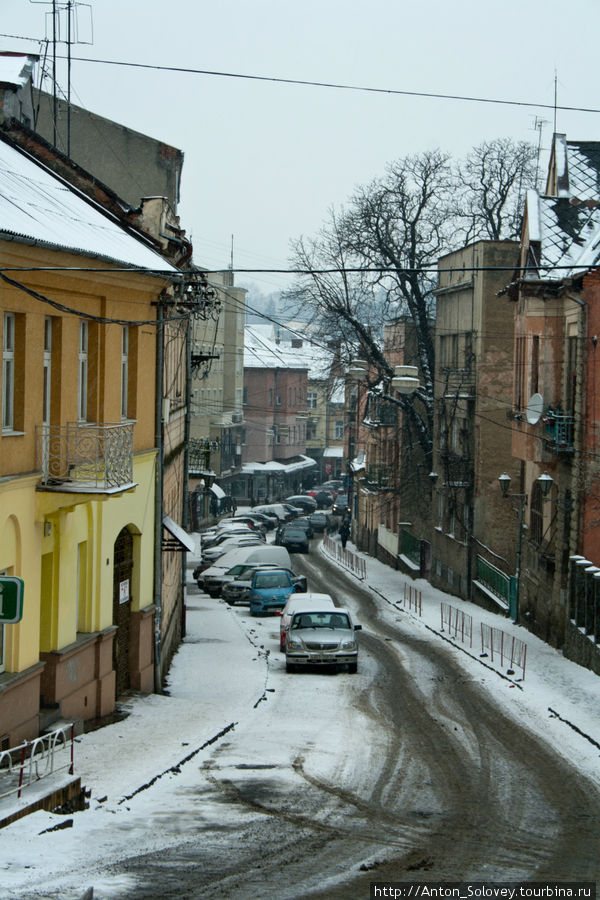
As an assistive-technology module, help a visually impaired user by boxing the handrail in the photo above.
[0,725,75,801]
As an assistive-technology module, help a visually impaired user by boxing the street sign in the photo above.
[0,577,24,624]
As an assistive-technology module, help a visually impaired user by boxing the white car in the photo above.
[285,607,362,674]
[201,535,263,563]
[278,592,335,652]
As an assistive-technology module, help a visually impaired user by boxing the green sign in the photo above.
[0,577,24,624]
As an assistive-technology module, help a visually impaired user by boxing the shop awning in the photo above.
[162,515,196,553]
[323,446,344,458]
[210,483,226,499]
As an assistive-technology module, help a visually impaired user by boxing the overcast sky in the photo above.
[3,0,599,294]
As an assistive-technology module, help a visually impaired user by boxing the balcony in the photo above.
[37,422,135,493]
[543,409,574,454]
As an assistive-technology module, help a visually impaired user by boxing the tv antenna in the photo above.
[531,115,549,192]
[29,0,93,156]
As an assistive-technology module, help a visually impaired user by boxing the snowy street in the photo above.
[1,536,600,898]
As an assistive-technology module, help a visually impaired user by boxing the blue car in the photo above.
[249,569,298,616]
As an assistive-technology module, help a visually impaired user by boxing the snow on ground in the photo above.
[318,537,600,787]
[0,527,599,898]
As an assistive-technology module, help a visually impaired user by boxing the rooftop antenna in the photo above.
[553,69,558,135]
[531,115,548,192]
[29,0,93,157]
[230,234,234,272]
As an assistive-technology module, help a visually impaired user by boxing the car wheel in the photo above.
[286,662,297,673]
[348,662,358,674]
[225,599,236,606]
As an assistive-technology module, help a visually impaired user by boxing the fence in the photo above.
[402,584,423,616]
[0,725,75,802]
[322,535,366,579]
[440,601,473,647]
[480,622,527,678]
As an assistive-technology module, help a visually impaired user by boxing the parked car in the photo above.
[201,535,264,564]
[278,592,335,651]
[223,564,307,605]
[251,503,293,523]
[305,489,334,509]
[284,495,317,514]
[223,515,266,534]
[307,511,328,533]
[275,517,313,544]
[201,526,261,550]
[279,524,310,554]
[285,607,362,673]
[196,545,292,592]
[248,569,301,615]
[321,479,344,491]
[244,509,279,530]
[280,503,303,519]
[331,494,349,516]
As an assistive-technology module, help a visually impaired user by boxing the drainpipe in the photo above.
[153,298,165,693]
[567,294,587,565]
[181,313,192,639]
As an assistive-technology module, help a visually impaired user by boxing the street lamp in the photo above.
[498,472,553,623]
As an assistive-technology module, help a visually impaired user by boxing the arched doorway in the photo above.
[113,527,133,697]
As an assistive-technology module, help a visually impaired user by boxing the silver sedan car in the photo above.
[285,608,362,674]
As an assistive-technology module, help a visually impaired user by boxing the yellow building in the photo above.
[0,134,178,745]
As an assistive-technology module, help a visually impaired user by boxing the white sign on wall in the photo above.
[119,579,130,604]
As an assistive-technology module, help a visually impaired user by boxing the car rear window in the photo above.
[292,612,350,629]
[254,572,289,588]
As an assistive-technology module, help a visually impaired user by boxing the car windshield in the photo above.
[254,572,290,588]
[291,612,350,630]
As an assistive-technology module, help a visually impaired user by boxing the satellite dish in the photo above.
[526,393,544,425]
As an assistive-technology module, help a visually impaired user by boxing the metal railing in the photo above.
[37,422,134,490]
[475,555,510,606]
[441,601,473,646]
[480,622,527,678]
[400,529,421,567]
[0,725,75,802]
[322,535,366,579]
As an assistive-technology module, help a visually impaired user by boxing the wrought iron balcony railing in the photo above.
[543,409,575,454]
[37,422,135,492]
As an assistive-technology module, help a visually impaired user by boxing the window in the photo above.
[530,481,544,545]
[531,335,540,395]
[2,313,15,430]
[43,317,52,426]
[334,420,344,440]
[515,335,527,410]
[121,326,129,419]
[78,320,89,421]
[307,422,316,440]
[307,392,317,410]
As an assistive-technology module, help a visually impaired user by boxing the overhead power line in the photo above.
[54,55,600,116]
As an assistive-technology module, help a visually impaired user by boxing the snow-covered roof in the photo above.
[0,137,178,274]
[524,190,600,281]
[0,53,37,88]
[550,134,600,202]
[241,454,317,474]
[244,326,309,369]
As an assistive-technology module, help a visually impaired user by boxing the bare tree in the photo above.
[454,138,537,242]
[286,150,455,462]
